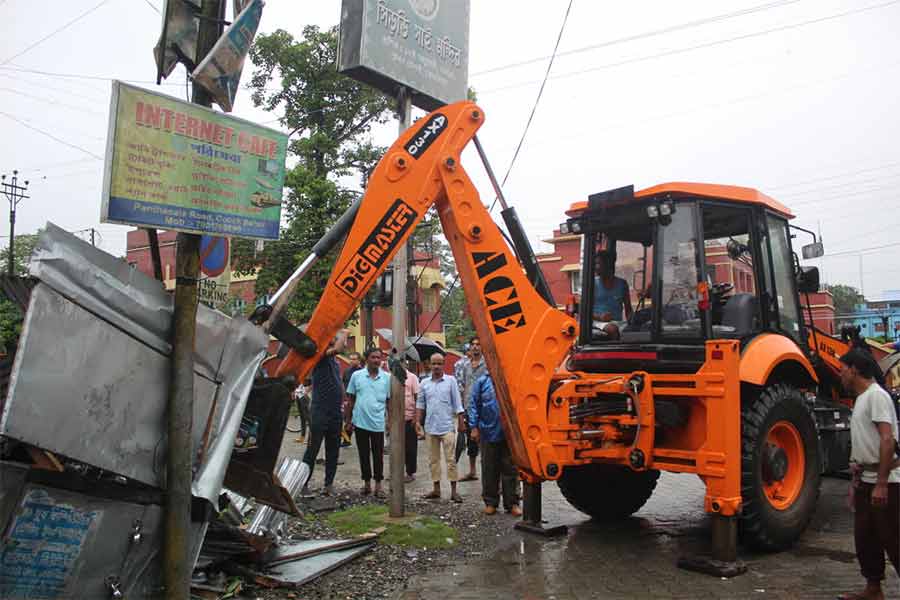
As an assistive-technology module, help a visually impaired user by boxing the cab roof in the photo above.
[566,182,794,219]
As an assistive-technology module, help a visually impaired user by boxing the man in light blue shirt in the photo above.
[346,348,391,497]
[416,353,465,503]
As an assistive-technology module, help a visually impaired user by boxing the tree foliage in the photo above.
[0,232,41,350]
[231,26,393,322]
[826,283,865,316]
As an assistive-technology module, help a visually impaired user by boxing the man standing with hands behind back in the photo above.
[416,353,465,503]
[838,348,899,600]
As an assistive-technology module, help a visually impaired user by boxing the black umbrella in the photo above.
[376,328,447,363]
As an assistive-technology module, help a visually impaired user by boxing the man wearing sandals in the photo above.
[345,348,391,498]
[838,348,900,600]
[416,353,465,503]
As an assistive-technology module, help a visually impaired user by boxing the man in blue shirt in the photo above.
[346,348,391,497]
[469,373,521,516]
[592,250,632,340]
[416,353,465,503]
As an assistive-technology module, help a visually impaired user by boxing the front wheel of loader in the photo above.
[557,463,660,520]
[739,383,820,551]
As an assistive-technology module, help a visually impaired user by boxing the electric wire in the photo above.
[0,110,103,159]
[489,0,574,212]
[1,0,113,65]
[824,241,900,258]
[143,0,161,15]
[0,65,185,87]
[400,1,577,353]
[478,0,900,96]
[472,0,802,77]
[0,86,104,116]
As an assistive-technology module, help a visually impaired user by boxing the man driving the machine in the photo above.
[592,249,633,340]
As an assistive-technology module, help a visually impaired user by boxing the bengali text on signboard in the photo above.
[101,81,287,240]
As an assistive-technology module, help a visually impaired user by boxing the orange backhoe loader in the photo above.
[251,100,883,573]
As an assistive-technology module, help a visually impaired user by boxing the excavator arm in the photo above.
[273,101,578,480]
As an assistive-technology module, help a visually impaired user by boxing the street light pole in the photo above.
[1,170,30,277]
[389,88,411,518]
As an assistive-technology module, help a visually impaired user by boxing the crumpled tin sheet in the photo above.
[264,541,374,587]
[1,223,267,505]
[247,458,309,537]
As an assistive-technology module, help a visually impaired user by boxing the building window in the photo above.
[422,287,438,313]
[569,270,582,295]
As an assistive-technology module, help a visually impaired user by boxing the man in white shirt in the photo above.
[838,349,899,600]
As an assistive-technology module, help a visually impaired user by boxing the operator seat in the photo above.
[720,293,758,338]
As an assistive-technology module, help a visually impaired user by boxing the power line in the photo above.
[782,173,900,203]
[0,110,103,159]
[827,220,900,249]
[766,159,900,191]
[1,0,113,65]
[143,0,161,15]
[472,0,801,77]
[0,65,184,87]
[23,157,99,172]
[490,0,574,211]
[824,241,900,258]
[0,86,104,116]
[478,0,900,96]
[0,72,108,102]
[791,183,899,208]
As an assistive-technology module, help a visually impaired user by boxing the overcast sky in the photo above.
[1,0,898,299]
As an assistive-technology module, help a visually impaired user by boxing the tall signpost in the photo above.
[339,0,470,518]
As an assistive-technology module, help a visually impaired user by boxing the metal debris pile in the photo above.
[192,458,376,597]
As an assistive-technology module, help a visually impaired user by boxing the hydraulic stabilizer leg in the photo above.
[677,515,746,577]
[514,481,567,536]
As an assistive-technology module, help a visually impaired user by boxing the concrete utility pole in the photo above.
[1,170,30,276]
[163,1,221,598]
[389,89,412,518]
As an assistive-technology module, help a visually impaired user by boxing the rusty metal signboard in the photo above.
[338,0,470,110]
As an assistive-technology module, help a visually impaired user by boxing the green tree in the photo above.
[0,232,40,277]
[0,232,41,349]
[231,26,393,322]
[826,283,865,316]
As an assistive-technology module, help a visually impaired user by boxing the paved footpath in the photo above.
[280,432,899,599]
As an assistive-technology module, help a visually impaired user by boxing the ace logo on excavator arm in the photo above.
[473,251,527,334]
[335,199,418,298]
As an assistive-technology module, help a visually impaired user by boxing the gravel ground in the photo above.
[237,434,521,600]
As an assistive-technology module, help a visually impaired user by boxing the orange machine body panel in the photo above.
[739,333,818,386]
[567,181,793,219]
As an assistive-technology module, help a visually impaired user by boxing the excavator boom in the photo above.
[274,101,578,480]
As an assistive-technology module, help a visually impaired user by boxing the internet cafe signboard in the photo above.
[338,0,470,110]
[101,81,287,240]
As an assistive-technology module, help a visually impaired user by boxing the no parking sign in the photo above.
[199,235,231,308]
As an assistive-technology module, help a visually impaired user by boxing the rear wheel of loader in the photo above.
[739,383,820,551]
[557,463,660,519]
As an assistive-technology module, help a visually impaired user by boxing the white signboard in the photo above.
[338,0,470,110]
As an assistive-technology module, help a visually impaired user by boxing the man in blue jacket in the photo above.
[468,372,521,516]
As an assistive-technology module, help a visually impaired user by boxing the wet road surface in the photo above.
[398,473,899,599]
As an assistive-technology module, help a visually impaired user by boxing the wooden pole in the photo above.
[389,90,411,517]
[163,1,220,597]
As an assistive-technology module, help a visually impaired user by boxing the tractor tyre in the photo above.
[739,383,820,551]
[557,463,660,520]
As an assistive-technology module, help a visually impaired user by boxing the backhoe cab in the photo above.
[557,183,825,558]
